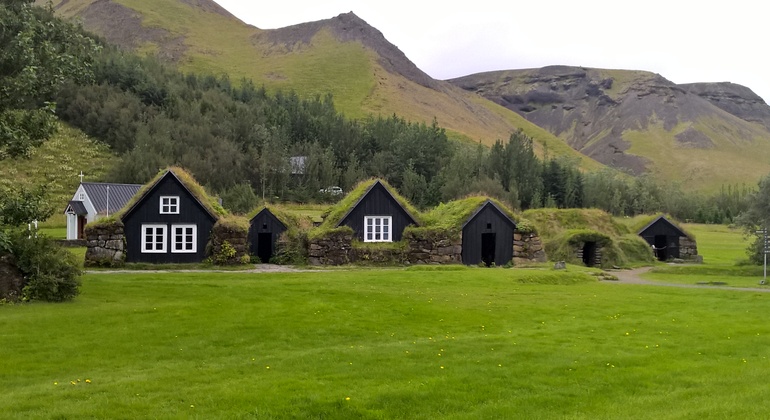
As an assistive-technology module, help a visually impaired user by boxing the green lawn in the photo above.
[4,268,770,418]
[643,224,768,287]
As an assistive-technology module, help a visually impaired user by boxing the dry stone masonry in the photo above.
[84,221,126,267]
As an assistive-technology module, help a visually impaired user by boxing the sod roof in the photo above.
[421,196,516,234]
[118,166,228,221]
[247,204,312,233]
[633,213,693,239]
[317,178,421,230]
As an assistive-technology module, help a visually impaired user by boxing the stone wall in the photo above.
[679,236,699,261]
[405,231,462,264]
[84,222,126,267]
[209,222,248,265]
[309,230,353,265]
[513,232,547,265]
[575,244,603,267]
[309,230,546,266]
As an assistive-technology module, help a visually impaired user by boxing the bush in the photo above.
[9,230,81,302]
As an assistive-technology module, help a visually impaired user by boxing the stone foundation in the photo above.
[309,230,353,265]
[679,236,699,261]
[209,222,249,265]
[405,231,462,264]
[84,221,126,267]
[513,232,547,265]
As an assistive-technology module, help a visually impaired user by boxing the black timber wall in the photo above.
[339,182,416,242]
[123,174,216,263]
[461,203,515,265]
[248,209,287,257]
[638,219,685,259]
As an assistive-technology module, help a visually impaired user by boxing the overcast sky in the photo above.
[215,0,769,103]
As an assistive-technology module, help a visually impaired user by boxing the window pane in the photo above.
[383,233,389,240]
[383,218,389,226]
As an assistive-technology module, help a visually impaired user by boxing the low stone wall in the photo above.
[209,222,249,265]
[405,232,462,264]
[309,230,353,265]
[84,222,126,267]
[513,232,547,265]
[679,236,699,261]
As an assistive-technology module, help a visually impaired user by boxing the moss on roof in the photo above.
[247,204,313,234]
[116,166,227,221]
[625,213,695,239]
[522,208,629,239]
[421,196,515,234]
[214,215,250,232]
[311,178,420,239]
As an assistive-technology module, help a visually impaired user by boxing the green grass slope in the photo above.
[4,269,770,418]
[0,122,117,217]
[43,0,605,170]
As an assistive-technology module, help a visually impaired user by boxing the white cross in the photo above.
[79,171,84,183]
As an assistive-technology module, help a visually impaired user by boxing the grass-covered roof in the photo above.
[421,196,515,234]
[317,178,421,230]
[522,208,629,239]
[247,204,313,233]
[623,213,694,239]
[119,166,228,221]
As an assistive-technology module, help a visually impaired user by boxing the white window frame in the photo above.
[171,224,197,253]
[78,193,85,201]
[160,196,180,214]
[141,224,167,253]
[364,216,392,242]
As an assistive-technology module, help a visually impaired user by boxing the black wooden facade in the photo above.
[249,208,287,263]
[461,200,516,266]
[637,216,687,261]
[338,181,418,242]
[122,171,217,263]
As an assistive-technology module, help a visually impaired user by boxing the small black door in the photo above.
[481,233,496,267]
[257,233,273,263]
[583,242,596,266]
[654,235,667,261]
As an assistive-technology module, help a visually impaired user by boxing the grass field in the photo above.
[643,223,769,287]
[4,267,770,418]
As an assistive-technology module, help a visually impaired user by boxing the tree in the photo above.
[736,173,770,264]
[0,1,99,158]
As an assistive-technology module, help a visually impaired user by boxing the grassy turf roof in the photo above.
[624,213,694,239]
[117,166,228,221]
[316,178,421,230]
[246,204,312,233]
[421,196,515,234]
[522,208,629,239]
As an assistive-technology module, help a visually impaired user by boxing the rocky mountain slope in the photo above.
[42,0,603,171]
[450,67,770,189]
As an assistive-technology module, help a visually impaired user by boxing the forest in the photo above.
[1,1,755,223]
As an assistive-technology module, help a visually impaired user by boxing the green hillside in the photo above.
[41,0,603,170]
[0,123,117,210]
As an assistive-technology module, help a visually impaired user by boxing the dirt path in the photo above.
[606,266,770,293]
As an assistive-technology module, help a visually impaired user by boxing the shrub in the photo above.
[9,230,81,302]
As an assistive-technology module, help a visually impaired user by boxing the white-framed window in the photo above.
[78,193,85,201]
[171,224,197,253]
[364,216,392,242]
[141,224,167,253]
[160,196,180,214]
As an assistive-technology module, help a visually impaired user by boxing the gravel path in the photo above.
[606,266,770,293]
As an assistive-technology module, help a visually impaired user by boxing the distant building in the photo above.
[64,182,141,240]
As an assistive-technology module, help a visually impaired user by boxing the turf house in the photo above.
[83,167,230,266]
[637,215,699,261]
[248,207,288,263]
[308,179,421,265]
[63,181,141,240]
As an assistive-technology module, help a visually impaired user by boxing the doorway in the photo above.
[257,233,273,263]
[582,242,597,266]
[654,235,667,261]
[481,233,496,267]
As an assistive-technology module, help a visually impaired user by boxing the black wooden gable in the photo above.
[337,180,418,242]
[121,170,218,263]
[637,216,688,238]
[461,200,516,266]
[463,200,516,230]
[249,208,288,263]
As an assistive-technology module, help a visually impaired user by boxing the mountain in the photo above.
[449,66,770,190]
[41,0,603,170]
